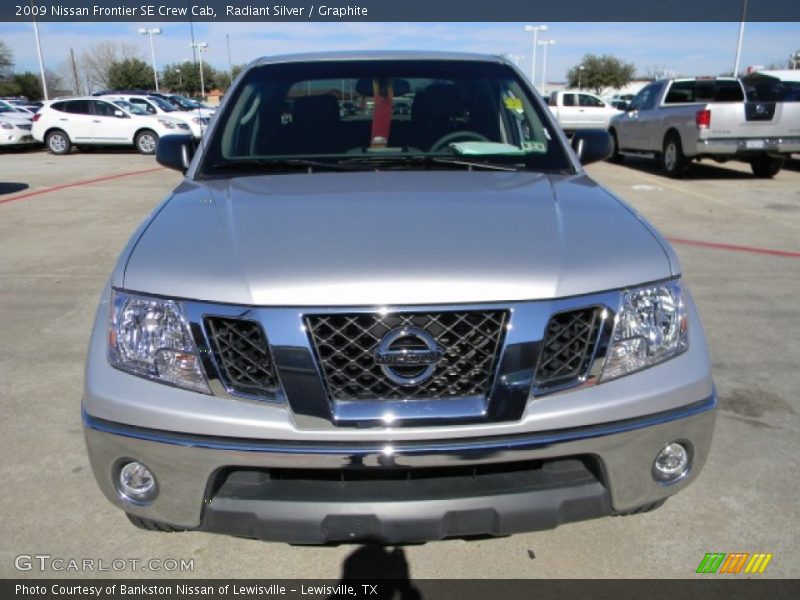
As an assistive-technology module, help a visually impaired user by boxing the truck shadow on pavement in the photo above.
[0,182,28,195]
[329,544,422,599]
[614,155,759,180]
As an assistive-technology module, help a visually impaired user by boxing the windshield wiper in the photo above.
[338,155,519,172]
[210,158,372,173]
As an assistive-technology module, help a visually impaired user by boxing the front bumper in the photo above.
[0,131,36,145]
[84,394,716,544]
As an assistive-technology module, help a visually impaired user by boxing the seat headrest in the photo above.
[412,84,465,123]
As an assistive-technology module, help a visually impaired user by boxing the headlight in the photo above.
[177,123,190,130]
[0,120,13,130]
[108,290,210,394]
[157,119,176,129]
[191,117,202,124]
[601,279,688,381]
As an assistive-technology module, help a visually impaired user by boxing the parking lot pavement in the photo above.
[1,151,798,579]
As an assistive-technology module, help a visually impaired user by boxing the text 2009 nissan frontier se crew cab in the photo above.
[83,52,716,544]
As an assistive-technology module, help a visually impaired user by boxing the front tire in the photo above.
[126,513,185,532]
[135,130,158,155]
[46,130,71,155]
[750,155,784,178]
[662,132,688,178]
[615,498,667,516]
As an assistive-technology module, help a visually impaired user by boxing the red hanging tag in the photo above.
[370,78,394,148]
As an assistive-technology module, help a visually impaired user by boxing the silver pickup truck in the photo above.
[608,77,800,177]
[83,51,716,544]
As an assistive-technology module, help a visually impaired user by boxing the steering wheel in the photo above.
[429,130,489,153]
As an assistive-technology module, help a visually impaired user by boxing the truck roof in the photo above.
[250,50,509,67]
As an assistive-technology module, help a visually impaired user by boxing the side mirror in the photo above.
[156,134,196,174]
[571,129,612,166]
[114,110,127,118]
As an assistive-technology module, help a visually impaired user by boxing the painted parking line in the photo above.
[0,166,166,206]
[668,237,800,259]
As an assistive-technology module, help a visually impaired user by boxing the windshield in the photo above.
[201,59,571,175]
[149,96,177,112]
[112,100,146,116]
[171,95,200,109]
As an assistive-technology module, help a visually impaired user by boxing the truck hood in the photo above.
[122,171,674,306]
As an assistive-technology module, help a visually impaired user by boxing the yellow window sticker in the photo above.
[522,141,547,153]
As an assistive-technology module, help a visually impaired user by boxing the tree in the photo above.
[218,64,245,92]
[10,72,41,100]
[79,41,140,90]
[107,58,153,90]
[161,61,218,96]
[566,54,636,95]
[0,40,13,81]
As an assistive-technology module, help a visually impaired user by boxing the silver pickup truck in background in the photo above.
[608,77,800,178]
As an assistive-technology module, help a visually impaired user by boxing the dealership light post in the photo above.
[139,27,162,92]
[32,18,48,100]
[538,39,556,94]
[191,41,209,99]
[733,0,748,76]
[226,34,234,86]
[524,24,548,88]
[578,65,585,90]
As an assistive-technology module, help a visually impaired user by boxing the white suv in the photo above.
[103,94,207,139]
[32,96,190,155]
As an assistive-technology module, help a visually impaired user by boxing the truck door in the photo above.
[557,93,580,131]
[620,83,661,150]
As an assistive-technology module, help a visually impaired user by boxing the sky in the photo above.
[1,21,798,86]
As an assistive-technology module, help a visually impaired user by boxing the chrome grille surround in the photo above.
[181,290,621,429]
[305,310,508,402]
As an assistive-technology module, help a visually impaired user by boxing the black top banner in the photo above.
[3,0,800,22]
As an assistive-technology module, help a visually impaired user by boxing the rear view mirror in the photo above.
[114,110,126,118]
[156,134,196,174]
[571,129,612,166]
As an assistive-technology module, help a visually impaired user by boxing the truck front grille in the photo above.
[305,310,508,401]
[534,307,603,390]
[205,317,278,398]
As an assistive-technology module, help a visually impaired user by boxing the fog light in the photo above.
[118,461,157,503]
[653,442,690,483]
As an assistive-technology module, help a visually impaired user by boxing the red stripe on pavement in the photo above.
[668,237,800,259]
[0,166,166,206]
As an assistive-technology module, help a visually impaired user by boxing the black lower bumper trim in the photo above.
[199,459,612,544]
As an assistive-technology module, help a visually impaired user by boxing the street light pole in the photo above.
[524,25,548,88]
[538,40,556,94]
[578,65,585,90]
[139,28,162,92]
[191,42,209,99]
[32,18,48,100]
[226,34,234,86]
[733,0,748,77]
